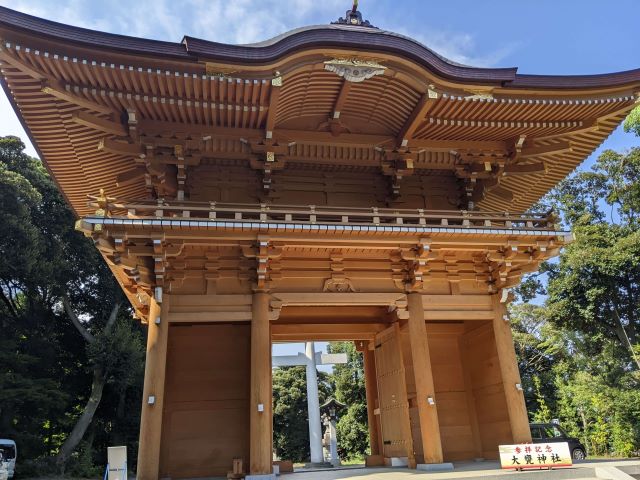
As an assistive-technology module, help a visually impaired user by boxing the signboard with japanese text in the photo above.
[499,442,572,470]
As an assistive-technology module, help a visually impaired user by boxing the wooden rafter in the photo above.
[536,119,600,141]
[396,87,438,149]
[0,47,46,80]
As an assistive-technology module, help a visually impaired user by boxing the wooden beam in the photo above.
[265,77,282,138]
[116,167,147,187]
[271,323,385,341]
[503,161,547,175]
[332,79,352,119]
[519,141,571,158]
[137,296,169,480]
[98,138,145,157]
[397,91,437,148]
[138,118,512,153]
[41,80,112,114]
[407,292,444,464]
[424,310,493,321]
[491,295,532,443]
[278,129,392,147]
[250,292,272,475]
[411,138,507,152]
[72,111,128,136]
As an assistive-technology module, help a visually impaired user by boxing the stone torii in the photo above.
[272,342,347,466]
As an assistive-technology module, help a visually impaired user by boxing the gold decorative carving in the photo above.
[204,63,238,78]
[427,84,439,99]
[323,276,356,293]
[464,88,494,100]
[324,58,386,83]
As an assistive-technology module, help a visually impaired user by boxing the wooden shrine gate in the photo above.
[2,4,635,478]
[374,324,415,466]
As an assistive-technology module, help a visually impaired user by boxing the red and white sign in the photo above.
[499,442,572,470]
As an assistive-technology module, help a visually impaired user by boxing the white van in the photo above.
[0,440,16,479]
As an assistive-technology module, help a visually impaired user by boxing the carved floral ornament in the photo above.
[324,58,387,83]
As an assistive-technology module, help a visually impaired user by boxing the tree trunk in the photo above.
[612,306,640,370]
[111,385,127,446]
[56,366,106,468]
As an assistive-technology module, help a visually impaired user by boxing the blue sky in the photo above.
[1,0,638,360]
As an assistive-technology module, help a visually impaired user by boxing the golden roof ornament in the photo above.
[332,1,377,28]
[324,57,386,83]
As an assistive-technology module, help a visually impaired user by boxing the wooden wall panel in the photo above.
[160,323,250,479]
[428,331,475,461]
[462,322,512,459]
[187,164,459,210]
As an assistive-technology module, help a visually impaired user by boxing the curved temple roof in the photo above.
[0,5,639,216]
[1,6,640,89]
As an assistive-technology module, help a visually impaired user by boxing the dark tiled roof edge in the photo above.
[1,6,639,89]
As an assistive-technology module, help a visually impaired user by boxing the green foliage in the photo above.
[328,342,369,460]
[623,105,640,137]
[531,376,552,423]
[335,403,369,461]
[0,136,145,474]
[546,150,640,370]
[518,125,640,457]
[272,366,332,463]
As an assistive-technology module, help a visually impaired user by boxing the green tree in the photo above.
[327,342,369,460]
[0,136,145,473]
[546,148,640,370]
[514,118,640,456]
[272,365,332,463]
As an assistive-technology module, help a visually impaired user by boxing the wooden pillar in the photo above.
[137,296,170,480]
[250,292,272,475]
[492,295,532,443]
[363,345,381,456]
[406,292,443,464]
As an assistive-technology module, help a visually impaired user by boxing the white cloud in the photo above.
[387,26,519,68]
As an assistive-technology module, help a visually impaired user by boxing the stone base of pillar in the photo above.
[416,462,454,472]
[389,457,408,467]
[246,474,277,480]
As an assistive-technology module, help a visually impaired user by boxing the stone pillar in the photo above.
[328,417,339,467]
[250,293,273,475]
[305,342,324,464]
[137,296,169,480]
[407,292,444,464]
[363,347,381,456]
[492,295,532,443]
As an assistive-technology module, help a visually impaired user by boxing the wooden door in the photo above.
[374,323,415,461]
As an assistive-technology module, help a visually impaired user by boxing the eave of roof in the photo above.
[1,5,639,89]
